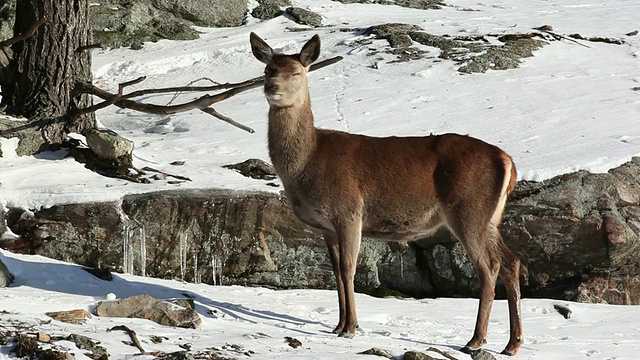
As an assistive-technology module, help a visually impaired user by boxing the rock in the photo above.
[387,33,413,48]
[285,7,323,27]
[12,333,76,360]
[82,266,113,281]
[223,158,277,180]
[45,309,93,324]
[403,350,438,360]
[4,158,640,304]
[151,0,247,27]
[88,0,247,49]
[63,334,109,360]
[0,0,15,42]
[158,351,195,360]
[364,23,423,38]
[85,128,134,161]
[94,294,202,329]
[285,336,301,348]
[252,0,290,20]
[0,258,13,287]
[332,0,444,9]
[553,303,572,319]
[470,349,497,360]
[358,347,393,358]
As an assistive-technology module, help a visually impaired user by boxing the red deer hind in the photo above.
[249,32,523,356]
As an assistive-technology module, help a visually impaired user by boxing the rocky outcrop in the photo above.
[91,0,248,49]
[2,158,640,304]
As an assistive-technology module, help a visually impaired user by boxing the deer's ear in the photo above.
[250,32,274,64]
[299,34,320,67]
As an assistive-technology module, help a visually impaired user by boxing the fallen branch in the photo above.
[73,55,344,133]
[108,325,145,353]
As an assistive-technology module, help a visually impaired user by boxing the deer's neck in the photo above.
[267,95,317,180]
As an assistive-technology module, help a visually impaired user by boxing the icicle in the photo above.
[179,231,187,281]
[115,200,137,275]
[123,226,134,274]
[400,252,404,279]
[193,253,199,283]
[139,226,146,277]
[212,256,217,286]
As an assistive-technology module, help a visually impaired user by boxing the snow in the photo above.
[1,0,640,358]
[2,249,640,360]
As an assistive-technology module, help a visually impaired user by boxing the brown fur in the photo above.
[250,32,523,355]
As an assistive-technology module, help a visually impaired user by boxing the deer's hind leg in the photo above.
[446,218,501,354]
[496,236,523,355]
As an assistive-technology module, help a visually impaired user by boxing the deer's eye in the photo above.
[292,72,301,77]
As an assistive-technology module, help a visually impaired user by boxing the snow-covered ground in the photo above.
[2,249,639,360]
[1,0,640,359]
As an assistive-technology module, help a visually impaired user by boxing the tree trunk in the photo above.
[0,0,94,155]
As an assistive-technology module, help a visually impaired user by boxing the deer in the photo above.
[249,32,524,356]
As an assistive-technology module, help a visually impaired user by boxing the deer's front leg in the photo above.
[323,231,346,334]
[335,218,363,337]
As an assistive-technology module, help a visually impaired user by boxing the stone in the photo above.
[285,7,323,27]
[151,0,247,27]
[387,33,413,48]
[252,0,288,20]
[470,349,497,360]
[332,0,444,10]
[403,350,438,360]
[358,347,393,358]
[45,309,93,324]
[88,0,247,49]
[85,128,134,161]
[94,294,202,329]
[223,158,277,181]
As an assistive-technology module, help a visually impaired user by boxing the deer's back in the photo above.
[282,130,512,238]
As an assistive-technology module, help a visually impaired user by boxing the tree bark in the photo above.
[0,0,94,155]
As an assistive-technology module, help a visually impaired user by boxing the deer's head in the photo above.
[250,32,320,108]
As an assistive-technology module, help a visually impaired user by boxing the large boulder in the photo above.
[2,157,640,304]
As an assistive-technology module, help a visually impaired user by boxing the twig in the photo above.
[139,166,192,181]
[118,76,146,95]
[75,43,103,53]
[201,107,255,133]
[0,17,46,47]
[167,77,221,106]
[536,29,591,48]
[70,76,147,119]
[108,325,146,353]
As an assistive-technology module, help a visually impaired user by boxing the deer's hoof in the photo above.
[501,336,523,356]
[459,346,478,355]
[338,331,355,339]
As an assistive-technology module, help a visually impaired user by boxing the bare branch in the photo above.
[201,107,255,133]
[118,76,146,95]
[76,43,102,53]
[0,17,47,47]
[73,55,344,131]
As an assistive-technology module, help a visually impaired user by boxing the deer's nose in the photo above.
[265,82,279,94]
